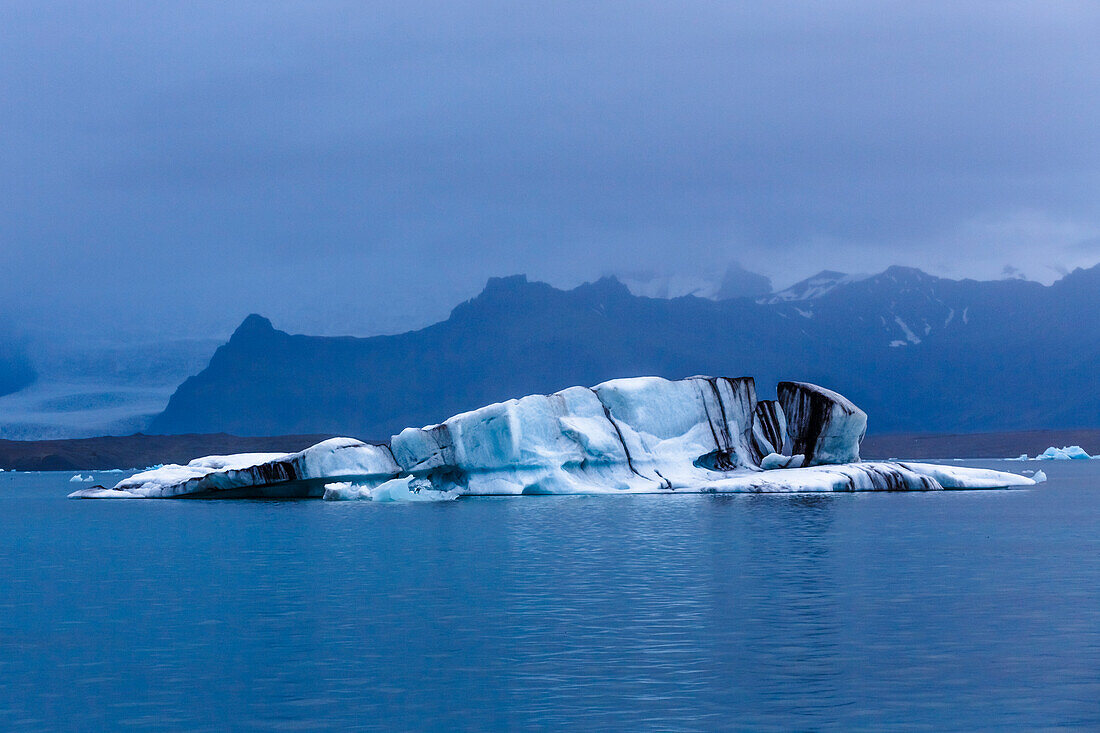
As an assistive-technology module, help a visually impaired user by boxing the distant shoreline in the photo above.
[861,430,1100,461]
[2,429,1097,472]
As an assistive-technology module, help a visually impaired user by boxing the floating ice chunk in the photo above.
[323,477,461,502]
[69,474,93,482]
[1037,446,1092,460]
[1032,469,1047,483]
[322,481,367,500]
[69,438,399,499]
[760,453,804,470]
[1007,454,1029,461]
[778,381,866,465]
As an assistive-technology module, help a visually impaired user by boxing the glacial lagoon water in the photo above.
[2,461,1098,731]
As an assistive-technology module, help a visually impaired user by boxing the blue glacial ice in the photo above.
[1037,445,1093,460]
[70,377,1034,500]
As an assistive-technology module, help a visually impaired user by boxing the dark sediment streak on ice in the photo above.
[778,381,867,466]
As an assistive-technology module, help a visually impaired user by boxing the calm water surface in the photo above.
[1,461,1098,731]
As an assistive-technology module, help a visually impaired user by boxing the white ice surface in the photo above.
[893,462,1034,489]
[392,385,661,496]
[592,376,757,486]
[327,461,1031,498]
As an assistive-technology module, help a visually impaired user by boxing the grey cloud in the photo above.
[2,1,1099,340]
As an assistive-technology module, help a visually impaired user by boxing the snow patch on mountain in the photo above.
[894,316,922,345]
[615,263,773,301]
[761,271,870,303]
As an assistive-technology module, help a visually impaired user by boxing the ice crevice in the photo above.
[70,377,1034,500]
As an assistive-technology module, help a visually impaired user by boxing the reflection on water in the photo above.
[1,463,1099,730]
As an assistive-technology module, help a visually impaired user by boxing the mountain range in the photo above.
[148,264,1100,439]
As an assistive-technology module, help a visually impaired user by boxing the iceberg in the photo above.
[1037,445,1093,460]
[70,377,1034,500]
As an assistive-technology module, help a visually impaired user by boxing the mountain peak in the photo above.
[231,314,276,341]
[482,274,530,294]
[574,275,632,299]
[714,263,772,300]
[763,270,859,303]
[809,269,848,280]
[881,265,933,281]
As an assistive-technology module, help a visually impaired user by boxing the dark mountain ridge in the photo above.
[150,265,1100,439]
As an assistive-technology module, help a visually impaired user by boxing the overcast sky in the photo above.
[3,1,1099,339]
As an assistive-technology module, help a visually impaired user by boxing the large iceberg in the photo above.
[70,377,1033,500]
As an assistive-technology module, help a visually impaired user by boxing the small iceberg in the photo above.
[1032,469,1048,483]
[1037,446,1093,460]
[69,474,94,483]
